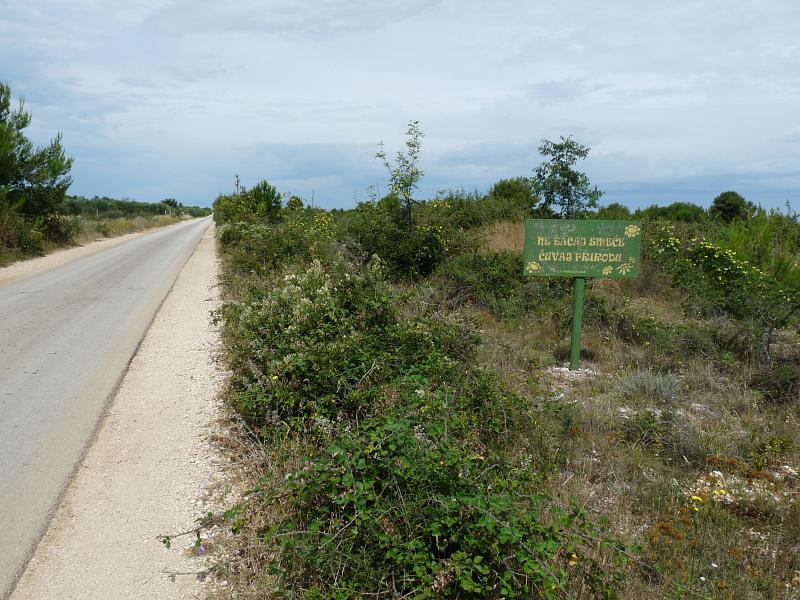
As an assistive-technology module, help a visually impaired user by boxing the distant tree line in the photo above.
[593,191,758,224]
[62,195,211,219]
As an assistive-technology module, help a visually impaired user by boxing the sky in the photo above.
[1,0,799,210]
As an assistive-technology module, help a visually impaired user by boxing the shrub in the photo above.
[435,251,526,315]
[617,370,680,404]
[621,409,672,447]
[709,191,753,222]
[749,360,799,404]
[270,402,575,598]
[488,177,536,213]
[218,209,335,277]
[224,257,477,426]
[596,202,631,220]
[634,202,706,223]
[35,214,78,244]
[647,223,800,356]
[421,188,531,231]
[342,200,447,278]
[213,193,629,599]
[20,225,46,253]
[213,179,282,226]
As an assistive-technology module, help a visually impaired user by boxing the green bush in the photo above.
[744,431,795,470]
[709,191,753,223]
[596,202,631,220]
[213,179,282,226]
[714,208,800,291]
[435,251,526,315]
[420,188,532,232]
[621,409,673,447]
[647,223,800,358]
[342,200,447,278]
[62,195,209,219]
[270,394,577,598]
[634,202,706,223]
[21,225,46,253]
[224,257,477,426]
[488,177,536,209]
[218,209,335,276]
[35,214,78,244]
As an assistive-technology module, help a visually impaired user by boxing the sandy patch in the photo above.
[11,225,223,599]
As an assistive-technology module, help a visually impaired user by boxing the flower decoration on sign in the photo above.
[525,261,541,274]
[617,256,636,275]
[602,266,613,276]
[624,224,641,237]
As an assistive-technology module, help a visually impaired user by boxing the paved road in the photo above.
[0,217,212,598]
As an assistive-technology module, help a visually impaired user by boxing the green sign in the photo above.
[523,219,642,279]
[523,219,643,371]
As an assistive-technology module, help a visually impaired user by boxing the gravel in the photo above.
[11,224,224,600]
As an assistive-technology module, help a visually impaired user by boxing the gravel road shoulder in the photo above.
[11,224,224,599]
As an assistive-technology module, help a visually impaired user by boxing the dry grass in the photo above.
[469,217,800,597]
[478,220,524,252]
[204,406,307,599]
[72,214,183,244]
[0,215,186,268]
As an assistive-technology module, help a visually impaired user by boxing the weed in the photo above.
[617,370,680,405]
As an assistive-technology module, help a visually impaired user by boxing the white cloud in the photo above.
[144,0,442,37]
[0,0,798,206]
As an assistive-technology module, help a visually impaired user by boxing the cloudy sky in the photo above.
[1,0,799,209]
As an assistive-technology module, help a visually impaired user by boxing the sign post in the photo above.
[570,277,585,370]
[523,219,642,370]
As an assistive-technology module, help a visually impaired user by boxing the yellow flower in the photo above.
[271,375,279,381]
[691,495,704,502]
[624,224,641,237]
[568,553,578,566]
[525,261,541,274]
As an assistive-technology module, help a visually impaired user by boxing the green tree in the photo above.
[597,202,631,220]
[488,177,536,207]
[375,120,423,228]
[248,179,282,221]
[0,82,73,216]
[285,195,304,211]
[710,190,753,222]
[635,202,706,223]
[212,179,282,225]
[531,136,602,217]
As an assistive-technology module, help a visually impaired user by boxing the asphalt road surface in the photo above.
[0,217,212,598]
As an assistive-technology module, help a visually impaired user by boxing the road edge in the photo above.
[4,218,213,599]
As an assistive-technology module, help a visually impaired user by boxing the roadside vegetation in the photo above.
[0,82,210,266]
[207,123,799,598]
